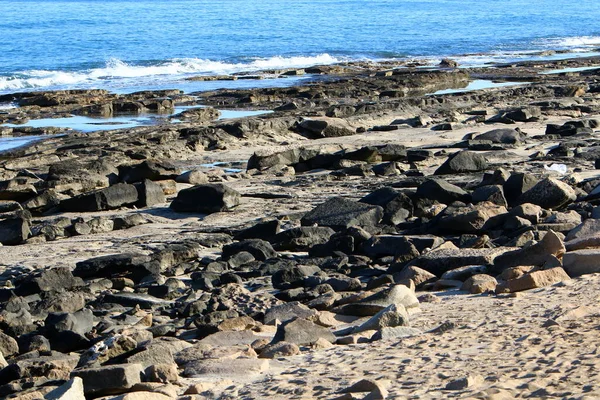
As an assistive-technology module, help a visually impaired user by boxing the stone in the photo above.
[0,353,78,386]
[334,285,419,316]
[493,231,565,272]
[496,267,571,293]
[70,364,144,397]
[362,236,419,260]
[474,128,524,144]
[176,169,209,185]
[0,332,19,357]
[60,183,139,212]
[393,266,437,287]
[197,330,260,347]
[0,215,30,245]
[446,375,483,390]
[518,178,576,210]
[566,219,600,242]
[352,304,409,333]
[301,197,383,230]
[182,357,269,378]
[234,219,280,241]
[271,226,335,251]
[563,249,600,276]
[504,173,539,206]
[44,377,85,400]
[461,274,498,294]
[436,202,507,234]
[104,392,173,400]
[170,183,240,213]
[73,253,155,282]
[272,318,336,345]
[259,342,300,358]
[145,364,179,384]
[297,117,356,138]
[371,326,423,341]
[472,185,507,207]
[418,247,513,276]
[16,267,83,296]
[434,151,488,175]
[441,265,488,281]
[118,160,180,183]
[134,179,166,207]
[415,179,470,205]
[222,239,277,261]
[264,302,318,325]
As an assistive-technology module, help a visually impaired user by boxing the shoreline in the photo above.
[1,46,600,398]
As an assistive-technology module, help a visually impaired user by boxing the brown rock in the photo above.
[496,267,570,293]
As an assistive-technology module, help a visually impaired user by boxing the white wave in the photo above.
[539,36,600,49]
[0,54,343,92]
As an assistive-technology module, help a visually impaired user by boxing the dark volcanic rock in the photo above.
[170,183,240,213]
[434,151,488,175]
[60,183,139,212]
[416,179,470,205]
[301,197,383,230]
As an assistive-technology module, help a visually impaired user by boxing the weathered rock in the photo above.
[563,249,600,276]
[301,197,383,230]
[493,231,565,272]
[44,376,85,400]
[461,274,498,294]
[0,214,30,245]
[16,267,83,296]
[175,169,209,185]
[362,235,420,260]
[416,179,470,205]
[222,239,277,261]
[436,202,507,234]
[272,318,336,345]
[73,253,155,282]
[417,247,513,276]
[259,342,300,359]
[472,185,508,207]
[434,151,488,175]
[264,302,318,325]
[170,183,240,213]
[335,285,419,316]
[119,160,180,183]
[518,178,576,210]
[352,303,409,333]
[474,128,524,144]
[60,183,139,212]
[394,266,437,287]
[297,118,356,138]
[496,267,571,293]
[134,179,166,207]
[371,326,423,341]
[271,226,335,251]
[71,363,144,396]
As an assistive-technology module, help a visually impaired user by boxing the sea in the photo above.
[1,0,600,96]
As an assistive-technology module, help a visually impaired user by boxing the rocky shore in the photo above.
[1,55,600,399]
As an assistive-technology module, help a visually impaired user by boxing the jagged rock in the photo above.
[264,302,318,325]
[60,183,139,212]
[272,265,321,290]
[472,185,507,207]
[474,128,524,144]
[44,376,85,400]
[362,235,419,260]
[134,179,166,207]
[434,151,488,175]
[493,231,565,272]
[436,202,507,234]
[16,267,84,296]
[259,342,300,358]
[461,274,498,294]
[297,118,356,138]
[352,303,409,333]
[0,214,30,245]
[0,332,19,357]
[272,318,336,345]
[234,219,280,241]
[416,179,470,205]
[73,253,155,282]
[496,267,570,293]
[170,183,240,213]
[270,226,335,251]
[119,160,180,183]
[222,239,277,261]
[71,363,145,397]
[518,178,576,210]
[301,197,383,230]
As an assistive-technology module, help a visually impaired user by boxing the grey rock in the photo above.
[170,183,240,213]
[301,197,383,230]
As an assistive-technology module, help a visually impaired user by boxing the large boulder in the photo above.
[301,197,383,230]
[134,179,166,207]
[119,160,180,183]
[0,214,30,245]
[73,253,156,282]
[170,184,240,213]
[518,178,576,210]
[415,179,470,205]
[434,151,488,175]
[271,318,336,345]
[60,183,139,212]
[474,128,524,144]
[270,226,335,251]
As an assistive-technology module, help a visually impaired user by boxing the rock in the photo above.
[496,267,571,293]
[71,363,144,397]
[0,332,19,357]
[461,274,498,294]
[272,265,321,290]
[472,185,507,207]
[264,302,318,325]
[352,304,409,333]
[518,178,576,210]
[446,375,483,390]
[144,363,179,384]
[222,239,277,261]
[474,128,524,144]
[434,151,488,175]
[173,107,220,122]
[73,253,155,282]
[416,179,470,205]
[441,265,488,281]
[436,202,507,234]
[0,352,78,386]
[60,183,139,212]
[103,392,173,400]
[270,226,335,251]
[176,169,209,185]
[16,267,83,296]
[301,197,383,230]
[134,179,166,207]
[394,266,437,287]
[181,357,269,378]
[118,160,180,184]
[493,230,565,272]
[272,318,336,345]
[417,247,513,276]
[371,326,423,341]
[234,219,280,241]
[335,285,419,316]
[565,219,600,242]
[362,236,419,260]
[103,292,172,309]
[46,309,94,337]
[563,249,600,276]
[0,214,30,245]
[297,117,356,138]
[259,342,300,358]
[170,183,240,213]
[44,377,85,400]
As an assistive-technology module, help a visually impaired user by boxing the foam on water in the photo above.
[0,54,342,92]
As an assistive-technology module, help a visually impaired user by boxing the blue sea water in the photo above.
[1,0,600,94]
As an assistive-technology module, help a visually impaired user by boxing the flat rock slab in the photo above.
[182,358,269,378]
[563,249,600,277]
[198,330,262,347]
[416,247,516,276]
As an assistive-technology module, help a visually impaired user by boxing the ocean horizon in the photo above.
[1,0,600,95]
